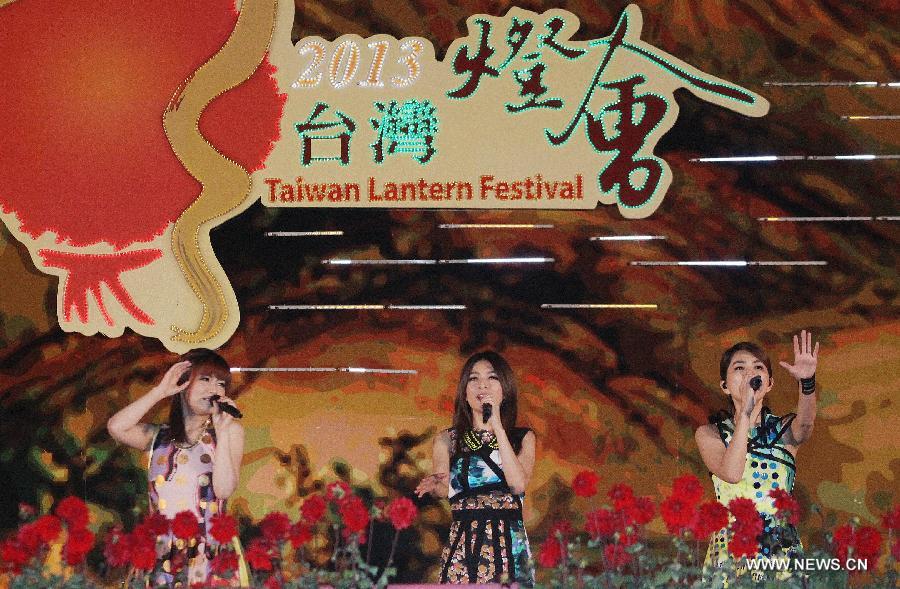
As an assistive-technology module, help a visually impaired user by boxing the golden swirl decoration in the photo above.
[164,0,278,344]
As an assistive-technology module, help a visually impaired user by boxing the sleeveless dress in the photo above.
[148,424,249,587]
[704,407,803,579]
[439,428,534,586]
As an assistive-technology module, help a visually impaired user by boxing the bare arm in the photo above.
[414,430,450,498]
[779,330,819,447]
[490,414,535,494]
[107,361,191,450]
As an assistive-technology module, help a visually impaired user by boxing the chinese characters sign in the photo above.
[259,3,768,218]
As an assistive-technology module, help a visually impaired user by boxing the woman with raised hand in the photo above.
[415,350,536,586]
[695,330,820,577]
[107,348,247,587]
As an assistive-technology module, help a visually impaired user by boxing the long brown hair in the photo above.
[167,348,231,444]
[451,351,519,451]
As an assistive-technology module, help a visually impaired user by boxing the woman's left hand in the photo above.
[211,397,239,431]
[779,329,819,380]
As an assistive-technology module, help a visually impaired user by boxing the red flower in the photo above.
[689,501,729,540]
[301,495,328,524]
[386,497,418,531]
[728,498,763,539]
[881,504,900,531]
[339,495,370,536]
[63,527,94,566]
[891,539,900,562]
[245,538,274,571]
[16,522,44,553]
[210,513,238,544]
[548,520,573,539]
[55,496,90,529]
[129,533,157,571]
[660,496,695,534]
[263,577,283,589]
[0,538,32,572]
[172,511,200,540]
[102,527,131,568]
[140,512,170,538]
[586,508,617,539]
[769,488,801,525]
[537,537,564,568]
[259,511,291,544]
[604,542,632,568]
[608,483,635,511]
[728,532,758,558]
[210,550,238,575]
[836,525,883,571]
[626,496,656,526]
[325,481,352,502]
[671,474,704,505]
[288,522,312,548]
[32,515,62,544]
[571,470,600,498]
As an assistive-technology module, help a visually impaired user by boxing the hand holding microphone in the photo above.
[209,395,243,418]
[482,403,493,421]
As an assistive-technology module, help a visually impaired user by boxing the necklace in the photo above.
[174,417,211,449]
[463,429,499,451]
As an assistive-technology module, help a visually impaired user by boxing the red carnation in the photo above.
[571,470,600,498]
[537,537,564,568]
[339,495,370,536]
[55,496,90,529]
[63,527,95,566]
[129,533,157,571]
[840,526,882,571]
[689,501,729,540]
[728,532,759,559]
[660,496,695,534]
[301,495,328,524]
[386,497,418,531]
[289,521,313,548]
[209,513,238,544]
[608,483,635,511]
[881,504,900,531]
[245,538,274,571]
[32,515,62,544]
[548,520,573,539]
[586,508,617,539]
[140,513,171,538]
[604,542,632,568]
[626,496,656,526]
[0,538,32,572]
[102,527,131,568]
[326,481,352,502]
[769,488,801,525]
[210,550,239,575]
[671,474,704,505]
[16,522,44,553]
[172,511,200,540]
[259,511,292,544]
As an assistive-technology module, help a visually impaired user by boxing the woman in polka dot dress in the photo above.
[108,349,247,587]
[695,331,820,578]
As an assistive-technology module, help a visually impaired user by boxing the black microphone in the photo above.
[749,376,763,392]
[209,395,243,418]
[482,403,492,421]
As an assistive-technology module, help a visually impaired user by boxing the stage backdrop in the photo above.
[0,0,897,583]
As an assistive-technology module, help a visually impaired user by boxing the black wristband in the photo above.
[800,375,816,395]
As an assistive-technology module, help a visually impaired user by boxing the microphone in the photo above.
[749,376,763,392]
[482,403,492,421]
[209,395,243,418]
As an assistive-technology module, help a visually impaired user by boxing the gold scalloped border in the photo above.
[164,0,278,345]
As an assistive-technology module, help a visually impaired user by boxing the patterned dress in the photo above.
[439,428,534,586]
[704,407,803,579]
[148,424,249,587]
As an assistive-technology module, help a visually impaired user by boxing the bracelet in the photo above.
[800,375,816,395]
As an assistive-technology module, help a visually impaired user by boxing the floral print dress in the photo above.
[439,428,534,586]
[704,407,803,579]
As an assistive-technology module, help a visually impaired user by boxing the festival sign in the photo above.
[0,0,768,353]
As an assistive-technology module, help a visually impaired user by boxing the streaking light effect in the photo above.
[692,154,898,162]
[842,115,900,121]
[323,258,553,265]
[630,261,828,267]
[541,303,658,309]
[324,259,438,265]
[758,216,874,222]
[266,231,344,237]
[439,223,555,229]
[269,304,466,310]
[438,257,554,264]
[764,81,893,87]
[590,235,667,241]
[876,216,900,221]
[343,367,417,374]
[231,366,417,374]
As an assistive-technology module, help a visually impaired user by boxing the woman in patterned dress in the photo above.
[415,351,536,586]
[108,348,247,587]
[695,331,820,578]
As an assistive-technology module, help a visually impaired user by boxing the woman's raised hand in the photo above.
[779,330,819,381]
[414,472,449,497]
[153,360,192,399]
